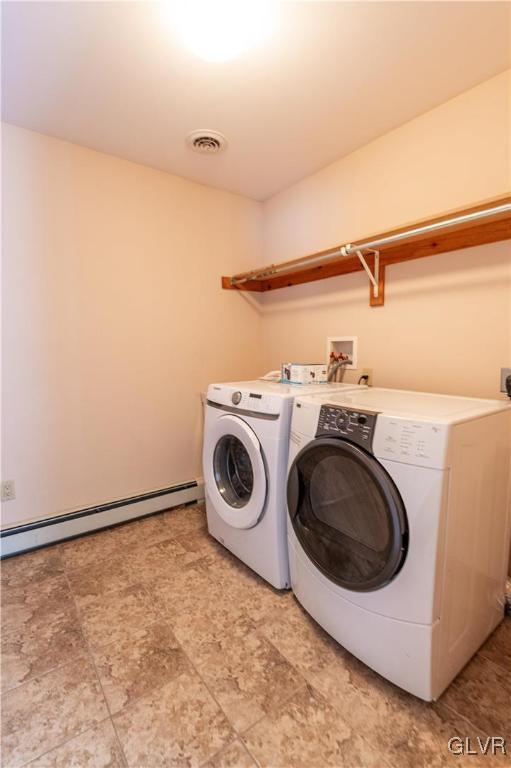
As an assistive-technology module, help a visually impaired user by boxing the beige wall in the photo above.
[1,124,263,528]
[2,71,511,529]
[260,71,511,397]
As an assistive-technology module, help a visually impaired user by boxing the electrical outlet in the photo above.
[501,368,511,394]
[1,480,16,502]
[361,368,373,387]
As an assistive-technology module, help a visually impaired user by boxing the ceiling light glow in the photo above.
[167,0,277,63]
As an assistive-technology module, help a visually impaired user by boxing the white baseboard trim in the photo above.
[1,479,205,558]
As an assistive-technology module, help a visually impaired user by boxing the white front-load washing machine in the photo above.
[202,380,365,589]
[287,387,510,699]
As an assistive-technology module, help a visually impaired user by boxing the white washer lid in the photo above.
[212,380,362,400]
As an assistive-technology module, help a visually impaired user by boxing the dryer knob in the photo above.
[232,391,242,405]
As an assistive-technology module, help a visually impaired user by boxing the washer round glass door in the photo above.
[204,414,267,529]
[287,438,408,591]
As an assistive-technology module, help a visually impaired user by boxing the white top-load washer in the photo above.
[202,380,365,589]
[287,387,511,700]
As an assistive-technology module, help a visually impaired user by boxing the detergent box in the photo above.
[281,363,328,385]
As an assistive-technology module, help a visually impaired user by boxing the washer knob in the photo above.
[232,391,242,405]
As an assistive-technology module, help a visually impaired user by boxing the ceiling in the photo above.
[2,1,510,200]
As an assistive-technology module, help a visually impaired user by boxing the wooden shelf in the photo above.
[222,196,511,306]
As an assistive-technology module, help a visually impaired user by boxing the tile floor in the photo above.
[1,503,510,768]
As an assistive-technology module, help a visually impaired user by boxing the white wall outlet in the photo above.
[361,368,374,386]
[500,368,511,394]
[1,480,16,502]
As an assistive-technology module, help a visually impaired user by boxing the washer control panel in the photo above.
[316,405,377,450]
[208,385,283,416]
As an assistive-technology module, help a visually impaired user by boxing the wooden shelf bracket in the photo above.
[344,246,381,302]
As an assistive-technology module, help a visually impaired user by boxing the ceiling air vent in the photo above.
[186,129,228,154]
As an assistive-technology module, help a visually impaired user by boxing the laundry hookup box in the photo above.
[281,363,328,385]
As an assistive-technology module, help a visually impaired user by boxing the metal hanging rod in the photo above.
[232,246,346,285]
[230,202,511,286]
[342,202,511,254]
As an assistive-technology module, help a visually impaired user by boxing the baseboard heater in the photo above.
[0,479,205,559]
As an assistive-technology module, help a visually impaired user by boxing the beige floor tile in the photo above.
[441,654,511,736]
[1,575,86,692]
[128,537,205,584]
[302,650,402,736]
[59,507,204,573]
[427,703,511,767]
[242,583,293,623]
[172,530,226,562]
[151,567,249,665]
[66,555,134,599]
[478,617,511,672]
[60,530,123,571]
[229,576,293,624]
[109,513,179,551]
[260,598,505,768]
[94,622,190,714]
[303,645,506,768]
[1,574,77,635]
[198,543,260,589]
[363,694,503,768]
[26,719,124,767]
[161,504,207,537]
[1,548,64,590]
[243,683,385,768]
[75,584,161,651]
[3,520,510,768]
[172,608,254,660]
[257,595,342,674]
[204,739,257,768]
[1,621,86,695]
[1,657,109,767]
[199,547,293,623]
[149,561,238,626]
[113,668,233,768]
[189,616,305,732]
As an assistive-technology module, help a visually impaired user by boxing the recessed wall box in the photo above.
[327,337,358,370]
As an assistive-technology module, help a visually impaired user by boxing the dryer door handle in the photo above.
[287,464,299,521]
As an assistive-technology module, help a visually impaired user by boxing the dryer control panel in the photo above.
[316,405,377,451]
[373,417,448,469]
